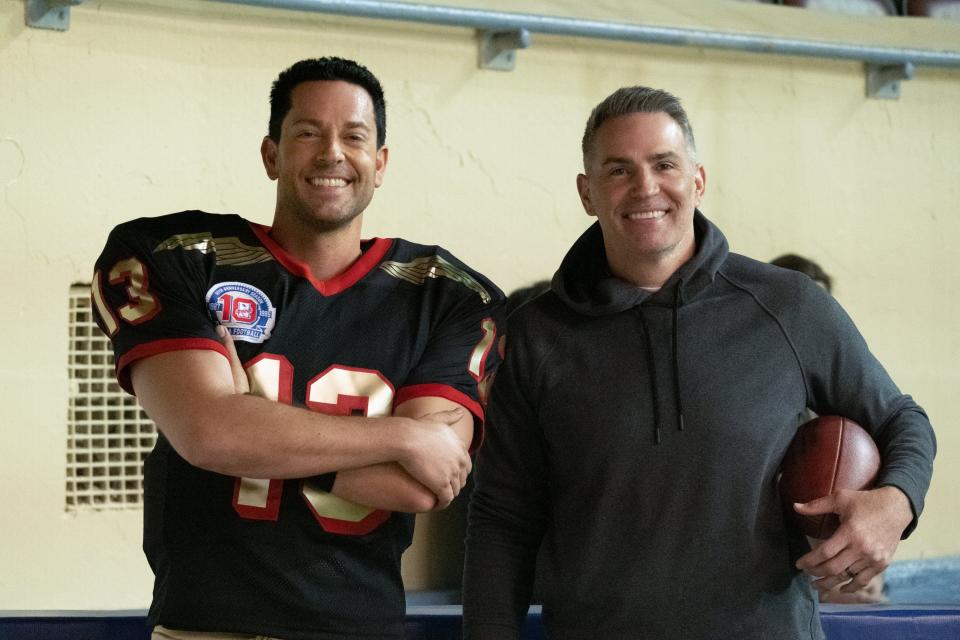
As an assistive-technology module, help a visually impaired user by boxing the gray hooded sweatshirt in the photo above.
[464,211,935,640]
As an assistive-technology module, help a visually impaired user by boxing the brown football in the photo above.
[779,415,881,539]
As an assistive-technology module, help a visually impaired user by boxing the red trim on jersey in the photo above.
[244,353,295,405]
[305,364,396,417]
[395,383,485,453]
[109,256,163,326]
[299,482,393,536]
[249,222,393,296]
[468,317,497,383]
[115,337,228,394]
[233,478,283,521]
[91,270,119,337]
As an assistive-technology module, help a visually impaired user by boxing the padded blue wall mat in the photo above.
[885,556,960,604]
[4,606,960,639]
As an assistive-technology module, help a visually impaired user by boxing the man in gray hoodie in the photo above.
[463,86,935,639]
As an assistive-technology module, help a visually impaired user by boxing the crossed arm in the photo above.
[130,329,475,513]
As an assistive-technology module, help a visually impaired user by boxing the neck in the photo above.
[606,240,694,289]
[269,215,364,282]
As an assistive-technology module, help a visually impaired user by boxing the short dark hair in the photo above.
[770,253,833,293]
[581,86,696,166]
[268,57,386,148]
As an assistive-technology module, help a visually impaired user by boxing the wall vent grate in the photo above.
[66,285,156,510]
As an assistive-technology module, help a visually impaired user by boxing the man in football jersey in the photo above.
[92,57,503,639]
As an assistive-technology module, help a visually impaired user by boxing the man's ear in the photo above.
[694,163,706,206]
[576,174,596,217]
[374,145,389,188]
[261,136,279,180]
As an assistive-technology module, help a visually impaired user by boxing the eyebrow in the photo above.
[290,118,372,131]
[650,151,683,163]
[600,151,682,166]
[600,155,634,167]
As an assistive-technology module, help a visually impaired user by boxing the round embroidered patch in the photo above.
[206,281,276,343]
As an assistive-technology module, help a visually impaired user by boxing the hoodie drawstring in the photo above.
[637,310,662,445]
[673,281,685,433]
[640,281,685,445]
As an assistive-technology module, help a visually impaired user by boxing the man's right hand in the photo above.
[217,324,251,394]
[398,407,472,509]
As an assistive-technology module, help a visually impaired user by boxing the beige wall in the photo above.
[1,0,957,609]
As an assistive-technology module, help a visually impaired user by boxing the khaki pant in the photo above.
[152,625,283,640]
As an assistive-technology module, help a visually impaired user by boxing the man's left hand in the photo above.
[794,486,912,594]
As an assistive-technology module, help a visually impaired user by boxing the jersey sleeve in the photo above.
[394,256,505,451]
[91,217,226,395]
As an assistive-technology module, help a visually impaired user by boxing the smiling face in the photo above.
[577,111,705,284]
[261,80,388,234]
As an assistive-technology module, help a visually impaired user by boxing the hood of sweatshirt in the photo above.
[550,210,729,443]
[551,210,729,315]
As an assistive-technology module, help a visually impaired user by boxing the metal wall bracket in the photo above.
[25,0,84,31]
[866,62,915,100]
[479,29,531,71]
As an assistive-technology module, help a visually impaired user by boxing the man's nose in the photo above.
[631,167,659,197]
[315,135,344,164]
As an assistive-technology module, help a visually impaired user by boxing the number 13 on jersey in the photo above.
[234,354,395,535]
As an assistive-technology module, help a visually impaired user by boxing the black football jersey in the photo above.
[91,210,503,639]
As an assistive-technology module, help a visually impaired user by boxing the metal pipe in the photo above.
[221,0,960,68]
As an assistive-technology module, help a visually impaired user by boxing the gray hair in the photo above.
[581,86,697,167]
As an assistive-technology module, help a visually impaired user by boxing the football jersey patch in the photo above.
[206,282,276,343]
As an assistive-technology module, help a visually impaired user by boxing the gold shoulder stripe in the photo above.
[209,236,275,266]
[153,233,274,267]
[379,255,491,304]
